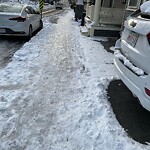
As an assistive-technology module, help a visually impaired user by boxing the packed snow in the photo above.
[114,39,144,76]
[0,8,149,150]
[114,50,144,76]
[140,1,150,14]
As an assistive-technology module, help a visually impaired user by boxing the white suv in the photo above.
[114,1,150,111]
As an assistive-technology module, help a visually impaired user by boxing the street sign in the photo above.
[39,0,44,11]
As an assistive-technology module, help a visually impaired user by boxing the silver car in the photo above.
[0,2,43,38]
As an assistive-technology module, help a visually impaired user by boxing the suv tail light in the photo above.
[145,87,150,96]
[147,33,150,44]
[9,16,26,22]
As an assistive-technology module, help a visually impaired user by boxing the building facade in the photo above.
[83,0,149,37]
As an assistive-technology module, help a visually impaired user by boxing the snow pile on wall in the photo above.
[114,50,144,76]
[76,0,83,5]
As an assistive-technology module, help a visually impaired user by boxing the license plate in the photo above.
[127,31,139,47]
[0,29,6,33]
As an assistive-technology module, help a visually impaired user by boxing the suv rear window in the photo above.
[131,9,150,19]
[0,3,23,13]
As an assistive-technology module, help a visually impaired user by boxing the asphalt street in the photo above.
[107,80,150,145]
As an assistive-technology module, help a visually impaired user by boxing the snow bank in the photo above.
[114,50,144,76]
[140,1,150,14]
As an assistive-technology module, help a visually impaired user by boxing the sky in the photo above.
[0,6,149,150]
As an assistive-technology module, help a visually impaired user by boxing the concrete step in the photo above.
[80,26,90,36]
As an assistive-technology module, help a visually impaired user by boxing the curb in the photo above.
[42,8,56,14]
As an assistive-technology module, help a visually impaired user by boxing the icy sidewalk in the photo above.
[0,9,149,150]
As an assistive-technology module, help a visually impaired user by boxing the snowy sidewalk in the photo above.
[0,9,149,150]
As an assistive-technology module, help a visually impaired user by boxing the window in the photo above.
[128,0,140,8]
[26,6,36,14]
[29,7,36,14]
[141,0,149,3]
[89,0,95,5]
[121,0,126,3]
[130,9,141,17]
[25,7,32,14]
[101,0,112,7]
[130,9,150,20]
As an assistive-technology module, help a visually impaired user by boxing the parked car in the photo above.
[55,2,64,9]
[0,2,43,38]
[114,1,150,111]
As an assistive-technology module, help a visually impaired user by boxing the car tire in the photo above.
[28,26,33,39]
[39,20,43,29]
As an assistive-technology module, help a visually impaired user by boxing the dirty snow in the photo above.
[114,50,144,76]
[0,8,149,150]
